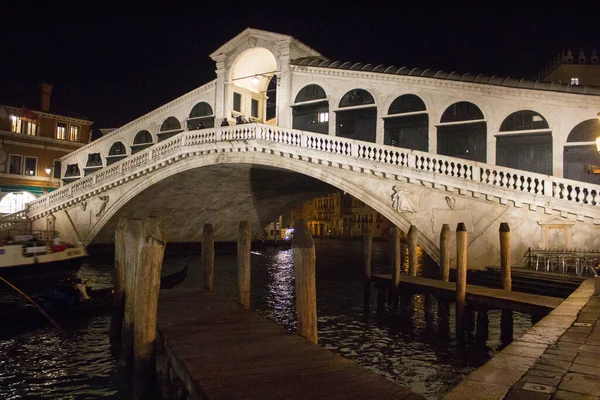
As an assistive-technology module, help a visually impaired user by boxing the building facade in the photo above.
[0,84,92,214]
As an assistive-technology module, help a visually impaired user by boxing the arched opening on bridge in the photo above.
[230,47,278,124]
[84,153,103,176]
[0,191,37,214]
[336,89,376,143]
[292,84,329,134]
[437,101,486,162]
[384,94,428,151]
[158,117,183,142]
[131,130,154,154]
[187,102,214,130]
[106,141,127,166]
[63,164,81,184]
[496,110,552,175]
[564,118,600,183]
[265,75,277,124]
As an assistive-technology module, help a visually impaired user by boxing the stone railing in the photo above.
[26,123,600,218]
[0,210,29,231]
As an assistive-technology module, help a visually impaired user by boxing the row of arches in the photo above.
[292,84,600,183]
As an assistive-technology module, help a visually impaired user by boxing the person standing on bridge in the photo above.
[221,118,229,126]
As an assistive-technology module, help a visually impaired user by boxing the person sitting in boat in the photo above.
[74,278,91,301]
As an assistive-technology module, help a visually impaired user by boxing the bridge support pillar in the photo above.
[293,220,318,344]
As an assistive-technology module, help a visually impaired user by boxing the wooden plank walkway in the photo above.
[372,274,562,314]
[157,289,423,400]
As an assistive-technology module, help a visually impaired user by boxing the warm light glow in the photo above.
[45,167,52,175]
[252,76,260,86]
[596,136,600,153]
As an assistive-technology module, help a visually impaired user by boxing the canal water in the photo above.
[0,239,532,399]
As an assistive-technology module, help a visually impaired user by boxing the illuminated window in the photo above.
[571,77,579,86]
[69,125,80,142]
[56,122,67,140]
[24,157,37,176]
[10,115,38,135]
[318,112,329,123]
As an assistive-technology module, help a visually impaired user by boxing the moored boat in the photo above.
[0,233,87,273]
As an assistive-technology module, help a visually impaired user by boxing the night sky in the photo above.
[2,2,598,131]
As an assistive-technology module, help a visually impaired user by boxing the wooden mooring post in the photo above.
[408,225,418,276]
[456,222,468,340]
[118,218,144,366]
[132,217,167,399]
[110,218,127,347]
[202,223,214,292]
[292,220,317,344]
[500,223,511,291]
[238,221,251,310]
[440,224,450,282]
[476,310,489,343]
[363,224,373,305]
[391,226,402,308]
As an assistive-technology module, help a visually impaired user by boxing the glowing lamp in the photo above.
[45,167,52,175]
[252,76,260,86]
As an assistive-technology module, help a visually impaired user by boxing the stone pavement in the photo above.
[446,278,599,400]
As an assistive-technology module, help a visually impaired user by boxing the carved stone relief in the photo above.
[391,185,415,214]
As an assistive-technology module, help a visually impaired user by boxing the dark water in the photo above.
[0,240,532,399]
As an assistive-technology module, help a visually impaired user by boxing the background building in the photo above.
[0,84,92,214]
[537,49,600,86]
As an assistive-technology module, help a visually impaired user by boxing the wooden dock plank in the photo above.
[372,274,562,313]
[157,289,421,400]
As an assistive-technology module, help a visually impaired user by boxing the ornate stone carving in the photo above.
[80,201,87,211]
[96,196,109,217]
[445,196,456,210]
[248,37,258,48]
[391,186,415,214]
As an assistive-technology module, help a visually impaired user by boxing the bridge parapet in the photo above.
[26,123,600,223]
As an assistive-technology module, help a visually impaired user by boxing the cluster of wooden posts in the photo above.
[110,216,167,399]
[363,221,514,340]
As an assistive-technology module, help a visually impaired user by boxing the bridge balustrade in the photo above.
[25,123,600,218]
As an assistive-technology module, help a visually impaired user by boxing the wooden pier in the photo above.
[156,289,422,400]
[371,274,562,314]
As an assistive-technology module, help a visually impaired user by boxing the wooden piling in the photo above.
[408,225,418,276]
[501,309,514,344]
[202,223,214,292]
[438,300,450,336]
[110,217,127,345]
[363,224,373,304]
[133,216,167,399]
[440,224,450,282]
[238,221,251,310]
[499,223,511,291]
[292,220,318,344]
[456,222,468,340]
[120,218,144,366]
[391,226,402,307]
[476,310,489,343]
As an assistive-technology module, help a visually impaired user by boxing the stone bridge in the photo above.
[24,123,600,269]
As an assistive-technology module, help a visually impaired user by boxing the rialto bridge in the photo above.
[18,28,600,269]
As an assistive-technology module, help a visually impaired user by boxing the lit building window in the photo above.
[318,112,329,123]
[24,157,37,176]
[10,115,38,135]
[56,122,67,140]
[571,77,579,86]
[69,125,80,142]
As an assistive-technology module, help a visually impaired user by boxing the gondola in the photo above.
[0,262,189,321]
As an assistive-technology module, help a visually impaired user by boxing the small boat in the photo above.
[0,262,189,321]
[0,233,87,273]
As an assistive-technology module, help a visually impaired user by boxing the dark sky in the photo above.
[1,1,598,130]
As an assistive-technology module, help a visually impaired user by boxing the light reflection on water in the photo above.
[0,240,533,399]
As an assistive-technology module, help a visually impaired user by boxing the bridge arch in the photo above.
[496,110,552,175]
[187,102,214,130]
[131,130,155,154]
[563,118,600,184]
[292,84,329,134]
[106,141,128,166]
[336,89,377,143]
[159,116,183,142]
[85,150,439,263]
[437,101,487,162]
[384,94,428,151]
